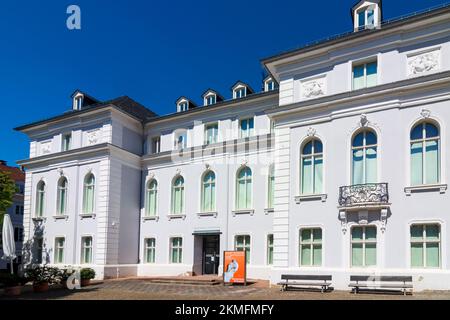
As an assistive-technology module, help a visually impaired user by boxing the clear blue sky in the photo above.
[0,0,447,166]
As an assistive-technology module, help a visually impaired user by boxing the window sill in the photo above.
[79,213,96,219]
[197,211,218,218]
[404,184,447,196]
[167,214,186,221]
[142,215,159,222]
[264,208,274,215]
[52,215,69,221]
[32,217,46,223]
[295,194,327,204]
[232,209,255,217]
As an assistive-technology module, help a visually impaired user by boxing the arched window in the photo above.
[236,167,252,210]
[35,181,46,217]
[410,122,440,186]
[352,130,377,185]
[82,173,95,214]
[145,179,158,216]
[301,139,323,194]
[171,176,184,214]
[56,177,68,215]
[201,171,216,212]
[268,165,275,209]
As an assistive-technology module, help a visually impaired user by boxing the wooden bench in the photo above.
[278,275,332,293]
[349,275,413,295]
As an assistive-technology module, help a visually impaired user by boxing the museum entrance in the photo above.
[202,235,220,275]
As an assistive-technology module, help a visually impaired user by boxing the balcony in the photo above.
[338,183,389,209]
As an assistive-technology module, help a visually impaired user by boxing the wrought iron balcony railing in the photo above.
[338,183,389,207]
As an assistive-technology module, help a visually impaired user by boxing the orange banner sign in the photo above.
[223,251,246,285]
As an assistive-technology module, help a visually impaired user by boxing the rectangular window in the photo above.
[61,133,72,152]
[353,61,377,90]
[144,238,156,263]
[175,132,187,150]
[299,228,322,266]
[235,88,246,99]
[205,123,219,145]
[206,95,216,105]
[81,236,93,264]
[54,237,65,264]
[151,137,161,154]
[14,227,23,242]
[410,224,440,268]
[358,10,366,28]
[170,237,183,264]
[267,234,274,265]
[235,235,251,264]
[15,205,20,215]
[351,226,377,267]
[178,102,188,112]
[239,118,254,138]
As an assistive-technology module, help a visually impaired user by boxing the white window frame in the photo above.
[144,237,156,264]
[239,117,254,139]
[235,166,253,210]
[145,179,158,217]
[61,132,72,152]
[409,223,442,269]
[352,59,378,90]
[169,237,183,264]
[56,176,68,216]
[151,136,161,154]
[80,236,93,264]
[54,237,65,264]
[234,234,251,264]
[351,129,378,185]
[266,234,274,265]
[350,225,377,268]
[171,176,185,215]
[300,138,324,195]
[299,227,323,267]
[35,180,46,217]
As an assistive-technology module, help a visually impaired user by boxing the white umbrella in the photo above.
[2,214,16,274]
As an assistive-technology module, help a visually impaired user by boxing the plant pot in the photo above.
[4,286,22,296]
[80,279,91,287]
[33,282,49,293]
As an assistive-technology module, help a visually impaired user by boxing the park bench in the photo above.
[278,275,332,293]
[349,275,413,295]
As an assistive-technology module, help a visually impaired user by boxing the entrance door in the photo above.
[203,236,220,275]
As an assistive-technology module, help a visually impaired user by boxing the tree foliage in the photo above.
[0,171,17,225]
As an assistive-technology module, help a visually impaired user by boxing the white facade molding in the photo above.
[294,194,327,204]
[404,184,448,196]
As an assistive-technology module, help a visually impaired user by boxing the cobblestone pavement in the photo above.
[2,279,450,300]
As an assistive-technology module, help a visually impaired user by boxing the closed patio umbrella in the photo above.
[2,214,16,274]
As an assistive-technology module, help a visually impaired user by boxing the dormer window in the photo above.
[264,76,276,92]
[352,0,382,32]
[202,89,223,106]
[73,95,84,110]
[176,97,197,113]
[205,95,216,106]
[178,102,188,112]
[234,87,246,99]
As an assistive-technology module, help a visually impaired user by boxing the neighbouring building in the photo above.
[0,160,25,271]
[14,1,450,290]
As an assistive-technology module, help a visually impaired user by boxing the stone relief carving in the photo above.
[408,50,440,75]
[307,127,316,137]
[301,77,325,98]
[420,109,431,119]
[87,130,100,145]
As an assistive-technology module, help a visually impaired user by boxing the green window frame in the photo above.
[201,171,216,212]
[145,179,158,216]
[410,122,440,186]
[170,237,183,264]
[236,167,252,210]
[352,130,377,185]
[56,177,68,216]
[171,176,184,214]
[267,234,274,265]
[235,235,251,264]
[299,228,322,266]
[410,224,441,268]
[351,226,377,267]
[54,237,65,264]
[35,181,45,217]
[82,174,95,214]
[144,238,156,264]
[301,139,323,195]
[81,236,93,264]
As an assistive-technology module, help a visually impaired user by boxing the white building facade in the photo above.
[15,2,450,290]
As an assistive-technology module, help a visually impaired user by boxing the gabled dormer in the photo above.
[176,96,197,113]
[352,0,382,31]
[263,76,277,92]
[202,89,224,106]
[231,81,254,99]
[71,90,99,111]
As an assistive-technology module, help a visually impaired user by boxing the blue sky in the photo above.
[0,0,447,166]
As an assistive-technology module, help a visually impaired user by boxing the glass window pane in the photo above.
[352,149,364,185]
[353,66,365,90]
[425,140,439,184]
[410,225,424,241]
[302,141,313,155]
[426,243,440,268]
[411,142,423,186]
[365,243,377,266]
[365,147,377,184]
[314,156,323,194]
[365,227,377,241]
[426,225,440,240]
[352,243,363,266]
[353,133,364,147]
[301,229,311,242]
[301,158,313,194]
[301,245,311,266]
[314,140,323,153]
[425,123,439,138]
[352,227,363,241]
[365,131,377,145]
[358,11,365,27]
[313,229,322,242]
[366,62,378,87]
[313,245,322,266]
[411,125,423,140]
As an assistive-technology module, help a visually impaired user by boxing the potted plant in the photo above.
[0,273,28,296]
[80,268,96,287]
[59,268,76,288]
[25,265,60,293]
